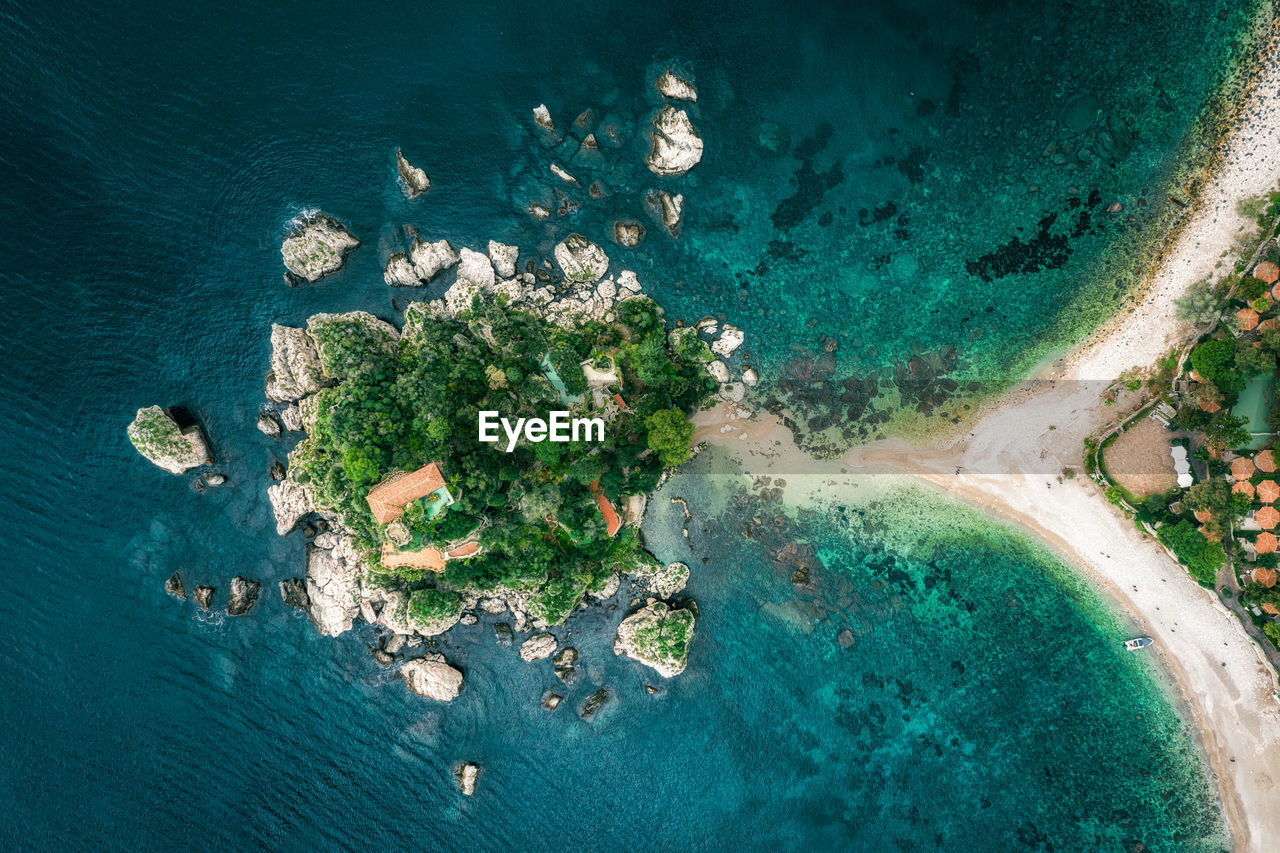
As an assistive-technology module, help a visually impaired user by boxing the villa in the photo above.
[366,462,454,525]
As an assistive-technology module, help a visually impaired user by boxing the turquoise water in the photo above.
[1232,373,1275,449]
[0,0,1253,848]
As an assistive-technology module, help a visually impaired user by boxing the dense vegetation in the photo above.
[1156,520,1225,585]
[288,295,715,623]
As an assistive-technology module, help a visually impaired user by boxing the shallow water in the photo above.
[0,0,1251,848]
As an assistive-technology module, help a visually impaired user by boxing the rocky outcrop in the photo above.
[614,601,695,678]
[257,410,282,439]
[268,480,313,535]
[647,106,703,176]
[455,762,479,796]
[707,360,730,383]
[193,585,214,611]
[487,241,518,278]
[279,404,303,432]
[456,248,495,291]
[580,687,609,719]
[165,572,185,599]
[305,534,363,636]
[519,632,557,662]
[204,473,226,487]
[266,324,325,402]
[533,104,555,132]
[656,70,697,102]
[711,324,744,358]
[378,590,461,637]
[612,220,645,248]
[553,234,609,284]
[742,367,759,387]
[279,578,309,609]
[644,190,684,238]
[384,239,461,288]
[127,406,212,474]
[651,561,690,599]
[395,148,431,197]
[383,253,421,287]
[226,577,261,616]
[590,572,620,600]
[400,653,464,702]
[306,312,400,380]
[281,213,360,284]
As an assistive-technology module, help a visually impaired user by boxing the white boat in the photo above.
[1124,637,1153,651]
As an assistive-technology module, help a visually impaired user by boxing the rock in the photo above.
[378,589,461,638]
[541,693,563,710]
[127,406,212,474]
[371,648,395,666]
[456,247,496,292]
[481,597,507,615]
[614,601,695,678]
[554,666,579,685]
[383,252,421,287]
[617,270,642,293]
[651,562,690,599]
[281,213,359,284]
[644,189,684,238]
[494,622,514,646]
[549,163,577,184]
[459,612,478,626]
[193,585,214,611]
[266,324,325,402]
[269,460,286,480]
[487,241,518,278]
[742,367,759,387]
[590,572,620,600]
[400,653,464,702]
[528,203,551,221]
[519,632,557,662]
[612,220,646,247]
[267,480,313,535]
[647,106,703,176]
[597,277,617,299]
[455,762,479,796]
[711,324,744,358]
[837,628,855,648]
[656,70,697,102]
[385,521,411,547]
[226,577,260,616]
[410,239,460,281]
[204,473,226,487]
[554,234,610,284]
[580,687,609,719]
[279,578,309,609]
[552,647,578,668]
[306,312,400,381]
[165,572,185,599]
[707,360,730,383]
[384,634,407,655]
[305,534,363,636]
[280,404,303,432]
[645,684,662,695]
[256,410,282,439]
[533,103,555,132]
[395,148,431,197]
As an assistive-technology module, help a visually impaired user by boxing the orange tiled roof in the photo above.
[1194,509,1213,523]
[447,541,480,558]
[1264,602,1280,615]
[1231,457,1257,480]
[366,463,446,525]
[1260,480,1280,504]
[1257,532,1279,554]
[1199,398,1222,413]
[1255,260,1280,284]
[1233,480,1256,499]
[1253,567,1278,588]
[1258,450,1277,473]
[1258,506,1280,530]
[1237,307,1260,331]
[589,479,621,537]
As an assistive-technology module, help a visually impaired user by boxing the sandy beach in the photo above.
[694,21,1280,853]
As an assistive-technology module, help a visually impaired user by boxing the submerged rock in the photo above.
[165,571,185,600]
[395,148,431,198]
[279,578,309,609]
[266,324,325,402]
[553,234,610,284]
[612,220,646,247]
[647,106,703,176]
[455,762,479,796]
[281,213,360,284]
[644,189,684,238]
[614,601,695,678]
[494,622,514,646]
[655,69,697,102]
[580,687,609,719]
[400,653,464,702]
[127,406,212,474]
[541,692,563,711]
[269,459,287,481]
[193,585,214,612]
[226,577,260,616]
[519,632,557,662]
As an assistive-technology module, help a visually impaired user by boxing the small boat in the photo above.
[1124,637,1153,651]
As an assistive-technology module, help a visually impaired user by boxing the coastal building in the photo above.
[589,479,622,537]
[366,462,454,525]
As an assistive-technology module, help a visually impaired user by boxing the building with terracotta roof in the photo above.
[1264,602,1280,615]
[1233,480,1256,499]
[1257,449,1277,473]
[1231,456,1257,480]
[1236,307,1260,331]
[1256,260,1280,284]
[1260,480,1280,504]
[366,462,453,525]
[1193,509,1213,524]
[1257,532,1279,554]
[1257,506,1280,530]
[1253,567,1278,588]
[588,479,621,537]
[1198,398,1222,413]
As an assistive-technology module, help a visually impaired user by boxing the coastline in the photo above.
[692,17,1280,853]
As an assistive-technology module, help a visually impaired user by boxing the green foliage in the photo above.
[408,587,463,624]
[1189,338,1243,397]
[1257,552,1279,569]
[1238,275,1270,302]
[1265,621,1280,648]
[1175,279,1227,324]
[1235,339,1277,377]
[1156,520,1225,585]
[645,408,696,467]
[1204,411,1251,451]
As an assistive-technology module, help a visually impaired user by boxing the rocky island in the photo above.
[280,212,360,284]
[127,405,212,474]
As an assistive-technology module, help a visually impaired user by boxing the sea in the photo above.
[0,0,1259,849]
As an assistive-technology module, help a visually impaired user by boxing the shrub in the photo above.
[1156,520,1225,584]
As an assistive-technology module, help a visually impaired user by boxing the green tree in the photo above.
[1235,340,1276,377]
[1175,279,1227,324]
[645,408,695,467]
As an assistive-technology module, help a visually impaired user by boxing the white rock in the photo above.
[554,234,610,284]
[707,360,730,383]
[410,239,460,281]
[267,480,313,535]
[644,189,684,238]
[520,632,557,662]
[487,241,519,278]
[455,762,479,796]
[528,203,551,221]
[711,324,745,358]
[533,104,555,131]
[656,70,697,102]
[400,653,464,702]
[266,324,325,402]
[614,602,694,678]
[647,106,703,176]
[617,270,642,292]
[742,367,759,387]
[597,277,618,299]
[126,406,212,474]
[305,533,363,636]
[280,404,303,432]
[549,163,577,184]
[652,561,690,599]
[281,213,360,283]
[456,247,496,292]
[383,253,421,287]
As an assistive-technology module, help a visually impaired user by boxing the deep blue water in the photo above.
[0,0,1254,849]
